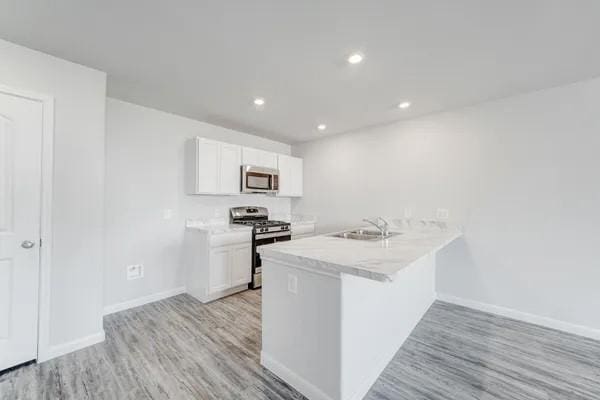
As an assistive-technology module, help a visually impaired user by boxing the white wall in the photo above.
[104,98,291,308]
[0,39,106,347]
[292,77,600,331]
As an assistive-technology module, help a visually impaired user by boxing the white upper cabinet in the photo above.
[186,138,219,194]
[186,137,302,196]
[219,143,242,194]
[185,137,241,195]
[242,147,278,169]
[277,154,303,197]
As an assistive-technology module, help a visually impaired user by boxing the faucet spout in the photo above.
[362,218,386,236]
[376,217,390,235]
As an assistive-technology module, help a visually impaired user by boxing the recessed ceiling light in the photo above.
[317,124,327,131]
[398,101,411,109]
[253,97,265,106]
[347,53,364,64]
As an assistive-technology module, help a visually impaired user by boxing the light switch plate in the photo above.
[127,264,144,280]
[287,274,298,294]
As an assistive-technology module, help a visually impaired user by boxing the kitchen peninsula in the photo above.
[259,222,462,400]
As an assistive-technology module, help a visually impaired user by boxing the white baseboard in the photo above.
[437,293,600,341]
[37,330,106,363]
[261,351,334,400]
[103,286,186,316]
[189,283,249,304]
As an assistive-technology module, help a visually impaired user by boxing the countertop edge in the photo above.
[259,229,463,282]
[258,248,392,282]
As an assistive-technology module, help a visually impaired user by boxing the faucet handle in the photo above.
[376,217,390,233]
[363,217,387,236]
[377,217,389,226]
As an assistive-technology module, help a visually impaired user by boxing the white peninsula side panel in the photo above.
[259,224,461,400]
[261,254,437,400]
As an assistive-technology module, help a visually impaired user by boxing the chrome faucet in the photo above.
[363,217,390,236]
[376,217,390,234]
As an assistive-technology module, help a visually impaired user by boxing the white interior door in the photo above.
[0,92,43,371]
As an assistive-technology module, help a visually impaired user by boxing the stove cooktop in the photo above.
[234,220,289,227]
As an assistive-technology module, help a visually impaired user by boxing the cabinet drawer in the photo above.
[209,231,251,247]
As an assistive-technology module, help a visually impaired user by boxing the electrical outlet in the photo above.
[436,208,449,220]
[163,209,173,220]
[404,208,413,218]
[287,274,298,294]
[126,264,144,280]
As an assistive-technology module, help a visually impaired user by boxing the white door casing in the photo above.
[0,92,44,371]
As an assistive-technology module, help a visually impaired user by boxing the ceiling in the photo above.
[1,1,600,143]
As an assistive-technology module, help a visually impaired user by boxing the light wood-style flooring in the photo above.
[1,290,599,399]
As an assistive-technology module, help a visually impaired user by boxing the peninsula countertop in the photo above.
[258,223,462,282]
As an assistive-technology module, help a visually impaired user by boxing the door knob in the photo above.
[21,240,36,249]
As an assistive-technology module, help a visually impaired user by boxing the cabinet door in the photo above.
[242,147,277,169]
[277,154,293,196]
[277,155,303,197]
[290,156,303,196]
[230,244,252,287]
[209,248,231,293]
[242,147,260,166]
[195,139,219,193]
[260,151,278,169]
[219,143,241,194]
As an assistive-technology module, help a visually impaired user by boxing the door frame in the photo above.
[0,84,55,363]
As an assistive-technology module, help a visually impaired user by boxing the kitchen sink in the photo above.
[330,229,400,241]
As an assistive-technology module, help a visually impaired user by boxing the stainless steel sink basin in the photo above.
[330,229,400,241]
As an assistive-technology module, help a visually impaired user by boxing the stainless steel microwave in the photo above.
[241,165,279,194]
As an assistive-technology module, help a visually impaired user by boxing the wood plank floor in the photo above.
[1,291,599,399]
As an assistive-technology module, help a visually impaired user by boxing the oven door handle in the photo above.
[255,232,292,241]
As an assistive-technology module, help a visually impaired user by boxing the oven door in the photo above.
[252,234,291,288]
[242,165,279,193]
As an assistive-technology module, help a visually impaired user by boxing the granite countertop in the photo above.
[185,220,253,235]
[258,222,462,282]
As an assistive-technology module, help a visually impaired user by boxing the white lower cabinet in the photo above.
[185,226,252,303]
[209,248,231,293]
[230,244,253,287]
[209,243,252,294]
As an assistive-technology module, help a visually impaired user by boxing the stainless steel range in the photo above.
[230,206,291,289]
